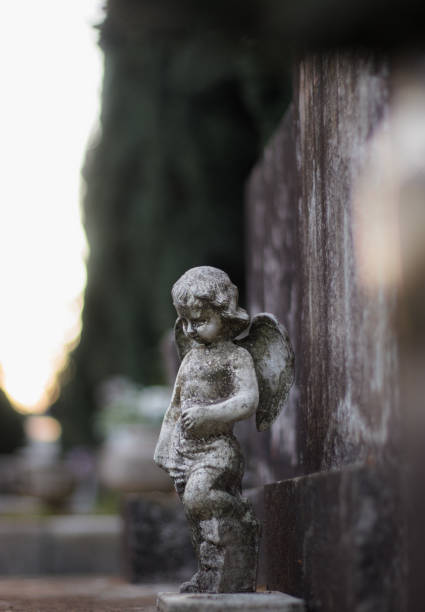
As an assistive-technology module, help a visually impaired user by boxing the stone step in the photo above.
[0,515,121,575]
[157,591,305,611]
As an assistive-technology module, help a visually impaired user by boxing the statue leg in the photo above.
[180,467,260,593]
[182,467,244,520]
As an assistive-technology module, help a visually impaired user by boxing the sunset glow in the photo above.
[0,1,104,413]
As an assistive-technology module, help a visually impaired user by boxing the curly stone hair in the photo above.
[172,266,250,338]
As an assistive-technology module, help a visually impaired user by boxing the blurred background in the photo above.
[0,0,290,581]
[1,1,425,607]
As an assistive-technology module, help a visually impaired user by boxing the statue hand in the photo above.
[181,406,206,432]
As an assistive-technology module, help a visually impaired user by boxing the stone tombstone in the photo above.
[122,494,196,584]
[154,266,294,594]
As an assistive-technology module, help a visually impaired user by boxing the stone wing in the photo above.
[237,313,294,431]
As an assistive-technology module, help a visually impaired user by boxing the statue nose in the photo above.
[186,323,196,337]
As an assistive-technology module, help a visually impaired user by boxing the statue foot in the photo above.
[179,572,201,593]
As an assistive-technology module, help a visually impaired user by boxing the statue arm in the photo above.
[208,351,259,424]
[181,349,258,433]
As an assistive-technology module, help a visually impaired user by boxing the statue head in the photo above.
[172,266,250,341]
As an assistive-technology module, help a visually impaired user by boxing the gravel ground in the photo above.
[0,576,178,612]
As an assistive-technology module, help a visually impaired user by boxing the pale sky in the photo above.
[0,1,104,412]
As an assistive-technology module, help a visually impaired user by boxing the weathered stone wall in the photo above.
[264,465,404,611]
[242,108,299,485]
[245,50,418,610]
[246,51,400,482]
[294,53,401,474]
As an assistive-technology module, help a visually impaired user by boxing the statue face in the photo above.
[177,304,223,345]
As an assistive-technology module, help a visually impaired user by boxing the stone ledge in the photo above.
[264,465,404,611]
[0,516,121,575]
[157,591,305,611]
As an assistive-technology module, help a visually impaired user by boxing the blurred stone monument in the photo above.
[95,377,196,583]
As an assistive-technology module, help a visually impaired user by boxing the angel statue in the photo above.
[154,266,294,593]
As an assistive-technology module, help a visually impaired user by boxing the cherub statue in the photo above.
[154,266,294,593]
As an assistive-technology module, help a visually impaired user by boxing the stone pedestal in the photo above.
[192,509,259,593]
[157,591,305,611]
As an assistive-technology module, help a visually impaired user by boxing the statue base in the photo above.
[156,591,305,611]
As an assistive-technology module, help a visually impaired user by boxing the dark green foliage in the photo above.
[0,389,24,454]
[52,0,290,448]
